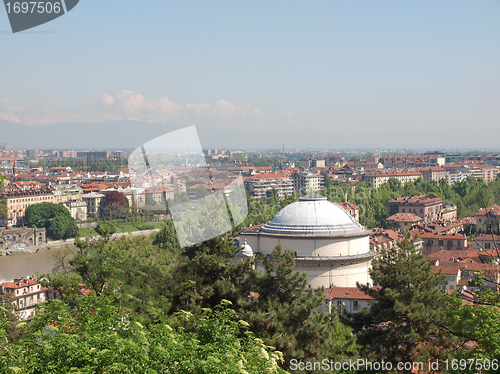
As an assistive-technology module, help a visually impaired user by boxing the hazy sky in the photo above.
[1,1,499,150]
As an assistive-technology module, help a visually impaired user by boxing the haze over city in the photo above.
[1,1,500,150]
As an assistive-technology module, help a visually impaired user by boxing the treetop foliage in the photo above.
[25,202,77,240]
[349,233,456,371]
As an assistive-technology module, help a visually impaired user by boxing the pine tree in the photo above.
[167,235,249,317]
[348,233,455,372]
[153,220,181,252]
[240,244,359,368]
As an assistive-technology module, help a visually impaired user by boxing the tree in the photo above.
[25,202,77,240]
[99,191,129,219]
[240,244,359,367]
[167,235,248,318]
[348,234,456,372]
[5,295,287,373]
[195,184,210,199]
[153,220,181,252]
[95,221,116,237]
[265,188,279,202]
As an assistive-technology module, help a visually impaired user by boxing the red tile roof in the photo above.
[386,213,422,223]
[474,205,500,216]
[325,287,375,300]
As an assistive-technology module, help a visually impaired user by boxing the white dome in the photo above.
[240,239,254,257]
[261,193,365,236]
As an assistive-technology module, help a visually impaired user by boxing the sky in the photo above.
[1,1,499,151]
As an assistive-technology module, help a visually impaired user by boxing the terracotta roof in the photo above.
[244,173,287,179]
[431,266,461,275]
[419,232,466,240]
[363,170,422,177]
[325,287,375,300]
[386,213,422,223]
[389,194,442,205]
[473,234,500,242]
[474,205,500,216]
[337,202,359,211]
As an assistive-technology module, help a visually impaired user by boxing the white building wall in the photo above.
[242,234,370,257]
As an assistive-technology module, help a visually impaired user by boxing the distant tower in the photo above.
[282,144,285,156]
[12,160,17,176]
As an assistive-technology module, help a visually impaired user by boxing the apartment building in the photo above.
[418,166,447,182]
[244,173,293,200]
[0,183,56,226]
[290,171,323,194]
[420,232,468,253]
[388,194,445,222]
[361,170,422,188]
[474,205,500,235]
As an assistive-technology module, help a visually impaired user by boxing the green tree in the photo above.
[95,221,116,237]
[241,244,359,368]
[167,235,248,318]
[195,184,210,199]
[25,202,77,240]
[348,234,456,372]
[6,295,286,373]
[443,289,500,373]
[153,220,181,252]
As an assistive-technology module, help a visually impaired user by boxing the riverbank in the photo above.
[0,228,160,282]
[1,228,161,256]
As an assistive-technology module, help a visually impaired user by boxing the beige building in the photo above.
[51,183,83,204]
[362,170,422,188]
[291,171,323,194]
[474,205,500,235]
[82,192,105,217]
[0,187,56,226]
[239,193,375,289]
[244,173,293,200]
[386,213,422,231]
[323,286,375,314]
[62,200,88,221]
[0,278,48,320]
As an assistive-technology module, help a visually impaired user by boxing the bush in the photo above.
[95,222,116,237]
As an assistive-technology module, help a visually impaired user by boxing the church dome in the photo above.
[261,193,365,236]
[240,239,254,257]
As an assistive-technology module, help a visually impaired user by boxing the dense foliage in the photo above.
[100,191,129,219]
[348,234,456,372]
[0,294,286,374]
[322,175,500,228]
[25,202,78,240]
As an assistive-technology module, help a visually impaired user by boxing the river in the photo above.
[0,246,76,283]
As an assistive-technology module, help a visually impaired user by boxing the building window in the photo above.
[420,209,423,213]
[438,240,444,246]
[402,208,405,213]
[353,301,359,310]
[485,243,491,249]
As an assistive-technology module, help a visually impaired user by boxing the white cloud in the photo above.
[0,91,288,132]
